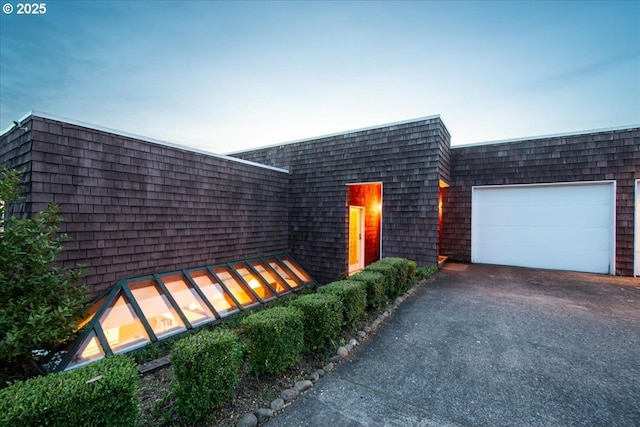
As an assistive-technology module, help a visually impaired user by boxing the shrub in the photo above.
[318,280,367,327]
[171,329,241,423]
[407,260,417,281]
[364,262,398,299]
[0,167,89,382]
[290,293,343,352]
[416,265,439,281]
[379,257,411,290]
[241,307,304,375]
[0,354,139,426]
[349,270,387,311]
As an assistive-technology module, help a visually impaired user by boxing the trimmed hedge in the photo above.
[290,293,343,352]
[241,306,304,375]
[364,262,398,299]
[407,260,417,281]
[349,270,387,311]
[379,257,411,290]
[318,280,367,327]
[0,355,139,427]
[171,329,241,423]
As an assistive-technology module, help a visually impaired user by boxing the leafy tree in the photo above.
[0,167,88,384]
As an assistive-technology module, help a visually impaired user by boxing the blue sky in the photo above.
[1,1,638,152]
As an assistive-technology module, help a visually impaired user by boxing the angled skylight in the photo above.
[56,254,314,372]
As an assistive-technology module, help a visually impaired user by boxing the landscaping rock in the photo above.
[295,380,313,392]
[237,413,258,427]
[270,398,285,411]
[357,330,367,339]
[337,346,349,357]
[281,388,300,402]
[364,326,372,333]
[371,319,381,329]
[308,371,320,382]
[315,368,325,377]
[348,338,359,347]
[323,362,334,372]
[345,343,354,352]
[255,408,274,423]
[329,355,341,363]
[394,297,404,305]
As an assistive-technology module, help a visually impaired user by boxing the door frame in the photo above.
[349,206,365,274]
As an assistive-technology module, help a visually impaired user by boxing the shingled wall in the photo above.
[1,115,290,296]
[232,117,451,284]
[442,127,640,276]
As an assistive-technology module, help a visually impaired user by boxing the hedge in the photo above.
[290,293,343,352]
[364,262,398,299]
[318,280,367,327]
[0,355,139,427]
[171,329,241,423]
[241,306,304,375]
[349,270,387,311]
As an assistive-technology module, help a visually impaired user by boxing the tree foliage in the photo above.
[0,167,88,384]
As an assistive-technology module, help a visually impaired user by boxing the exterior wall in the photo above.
[233,117,449,284]
[1,115,290,296]
[442,127,640,276]
[0,120,33,219]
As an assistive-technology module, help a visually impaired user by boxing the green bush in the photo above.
[379,257,411,290]
[364,262,398,299]
[349,271,387,311]
[318,280,367,327]
[416,265,439,281]
[0,355,139,426]
[0,167,89,382]
[407,260,417,281]
[290,293,343,352]
[241,307,304,375]
[171,329,241,423]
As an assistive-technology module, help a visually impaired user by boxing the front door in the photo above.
[349,206,365,274]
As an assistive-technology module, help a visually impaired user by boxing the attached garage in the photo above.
[471,181,616,275]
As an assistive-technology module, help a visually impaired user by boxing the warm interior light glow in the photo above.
[98,294,150,353]
[189,270,238,316]
[160,273,214,326]
[214,268,258,307]
[130,279,186,338]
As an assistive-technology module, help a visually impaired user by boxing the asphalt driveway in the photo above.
[266,263,640,427]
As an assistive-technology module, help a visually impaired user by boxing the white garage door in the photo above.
[472,181,615,274]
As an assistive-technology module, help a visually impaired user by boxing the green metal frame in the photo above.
[55,254,314,372]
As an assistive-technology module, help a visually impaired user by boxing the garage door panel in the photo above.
[472,182,615,275]
[477,243,610,273]
[476,204,611,228]
[476,225,610,252]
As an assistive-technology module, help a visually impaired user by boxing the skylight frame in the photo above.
[56,254,314,372]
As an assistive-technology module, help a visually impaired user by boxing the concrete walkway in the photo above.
[266,263,640,427]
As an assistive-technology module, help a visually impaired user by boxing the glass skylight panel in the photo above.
[281,256,313,283]
[67,330,104,369]
[249,260,291,294]
[213,266,259,307]
[233,262,275,300]
[129,279,186,339]
[159,273,215,326]
[98,293,150,353]
[188,269,239,317]
[77,295,107,331]
[267,258,302,288]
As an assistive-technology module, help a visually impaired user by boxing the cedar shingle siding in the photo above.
[233,117,450,284]
[1,116,289,295]
[1,113,638,296]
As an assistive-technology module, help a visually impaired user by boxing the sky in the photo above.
[1,1,639,153]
